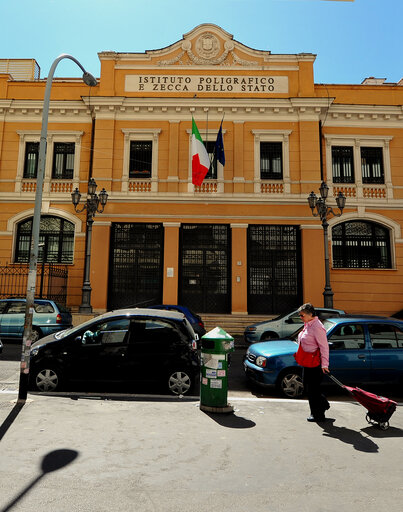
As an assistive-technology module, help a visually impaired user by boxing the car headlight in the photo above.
[245,327,257,333]
[255,356,267,368]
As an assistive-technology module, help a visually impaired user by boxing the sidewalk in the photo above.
[0,390,402,512]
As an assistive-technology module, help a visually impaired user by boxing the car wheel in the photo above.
[34,366,63,392]
[31,328,42,343]
[278,369,304,398]
[167,370,193,395]
[260,331,279,341]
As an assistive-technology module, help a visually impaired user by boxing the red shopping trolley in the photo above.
[328,374,397,430]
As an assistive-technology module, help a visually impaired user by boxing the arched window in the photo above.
[15,216,74,264]
[332,221,391,269]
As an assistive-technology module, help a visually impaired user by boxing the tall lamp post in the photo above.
[307,182,346,308]
[18,55,97,402]
[72,178,108,313]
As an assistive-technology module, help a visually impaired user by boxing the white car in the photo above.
[244,307,346,344]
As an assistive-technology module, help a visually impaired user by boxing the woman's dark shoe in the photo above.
[307,415,326,422]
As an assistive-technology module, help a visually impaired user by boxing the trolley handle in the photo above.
[327,372,346,389]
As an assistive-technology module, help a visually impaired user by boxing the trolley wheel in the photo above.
[379,421,389,431]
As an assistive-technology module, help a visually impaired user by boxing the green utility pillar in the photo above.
[200,327,235,413]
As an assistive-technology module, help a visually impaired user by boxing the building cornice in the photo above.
[2,97,403,126]
[0,99,91,122]
[324,103,403,128]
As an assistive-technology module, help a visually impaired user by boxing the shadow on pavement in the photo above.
[0,401,24,442]
[361,425,403,438]
[30,390,200,403]
[0,449,79,512]
[203,410,256,429]
[318,418,379,453]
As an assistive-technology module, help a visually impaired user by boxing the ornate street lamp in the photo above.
[19,55,97,402]
[72,178,108,313]
[308,182,346,308]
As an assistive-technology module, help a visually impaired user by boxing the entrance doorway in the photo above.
[247,225,302,314]
[179,224,231,313]
[108,223,164,310]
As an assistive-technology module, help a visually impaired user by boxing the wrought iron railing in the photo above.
[0,264,68,305]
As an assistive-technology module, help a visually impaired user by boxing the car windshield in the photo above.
[322,319,337,332]
[288,327,302,341]
[54,317,103,339]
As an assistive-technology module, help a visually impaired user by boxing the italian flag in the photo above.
[191,117,210,186]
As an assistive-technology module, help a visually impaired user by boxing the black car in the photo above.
[29,308,200,395]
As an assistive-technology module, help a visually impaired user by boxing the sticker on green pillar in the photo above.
[210,379,222,389]
[202,353,225,369]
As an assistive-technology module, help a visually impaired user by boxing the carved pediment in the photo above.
[156,24,264,67]
[99,24,316,73]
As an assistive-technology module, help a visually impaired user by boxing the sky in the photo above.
[1,0,401,85]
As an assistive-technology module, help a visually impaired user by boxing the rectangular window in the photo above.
[205,141,217,179]
[361,147,384,184]
[24,142,39,178]
[260,142,283,180]
[332,146,354,183]
[328,324,366,350]
[369,324,399,349]
[129,141,152,178]
[52,142,75,179]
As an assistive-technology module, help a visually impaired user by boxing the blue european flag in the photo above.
[215,122,225,166]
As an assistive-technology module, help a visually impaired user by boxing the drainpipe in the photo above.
[319,120,324,182]
[88,112,95,179]
[79,109,96,312]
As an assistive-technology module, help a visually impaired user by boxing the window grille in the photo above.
[129,141,152,178]
[332,221,391,269]
[205,141,217,180]
[260,142,283,180]
[15,216,74,264]
[361,147,384,184]
[332,146,354,183]
[52,143,75,179]
[23,142,39,179]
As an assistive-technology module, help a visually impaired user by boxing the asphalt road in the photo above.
[0,340,21,361]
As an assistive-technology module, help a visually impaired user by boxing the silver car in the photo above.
[244,307,346,344]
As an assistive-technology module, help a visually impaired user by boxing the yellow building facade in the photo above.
[1,24,402,316]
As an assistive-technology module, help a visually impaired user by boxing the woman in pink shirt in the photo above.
[297,303,330,422]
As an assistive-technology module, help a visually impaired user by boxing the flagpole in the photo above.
[206,108,210,162]
[211,115,225,162]
[206,108,208,144]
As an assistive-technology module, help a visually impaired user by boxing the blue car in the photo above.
[0,298,72,343]
[244,316,403,398]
